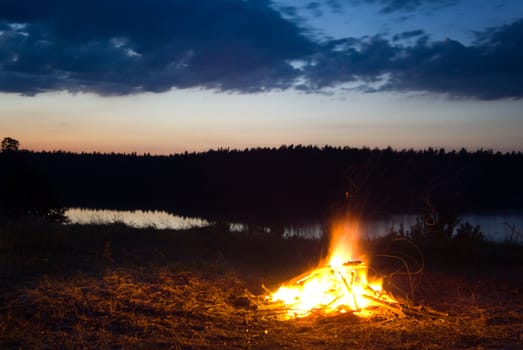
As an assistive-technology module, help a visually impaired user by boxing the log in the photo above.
[361,294,405,317]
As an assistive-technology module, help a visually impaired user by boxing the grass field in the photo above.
[1,218,523,349]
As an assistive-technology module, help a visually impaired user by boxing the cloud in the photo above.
[376,0,458,13]
[321,0,458,13]
[303,37,397,90]
[392,29,426,41]
[0,1,522,100]
[386,18,523,99]
[300,18,523,99]
[0,0,315,95]
[325,0,344,13]
[306,2,324,17]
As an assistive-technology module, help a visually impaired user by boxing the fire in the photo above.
[270,219,397,318]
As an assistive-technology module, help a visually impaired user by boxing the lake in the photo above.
[65,208,209,230]
[65,208,523,243]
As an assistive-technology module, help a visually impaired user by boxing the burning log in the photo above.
[266,259,448,320]
[360,294,404,317]
[268,259,401,319]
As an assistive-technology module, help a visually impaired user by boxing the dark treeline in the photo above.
[1,145,522,224]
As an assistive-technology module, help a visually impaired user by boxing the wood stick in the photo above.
[278,266,332,287]
[421,305,449,317]
[361,294,405,317]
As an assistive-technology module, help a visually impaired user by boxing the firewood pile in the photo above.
[259,260,448,320]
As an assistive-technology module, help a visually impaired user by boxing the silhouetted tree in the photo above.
[1,137,20,152]
[0,148,67,223]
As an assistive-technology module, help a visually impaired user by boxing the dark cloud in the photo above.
[377,0,458,13]
[0,1,522,100]
[306,2,324,17]
[300,19,523,99]
[278,5,299,18]
[0,0,315,95]
[306,2,322,10]
[323,0,457,13]
[303,37,397,90]
[392,29,426,41]
[385,19,523,99]
[325,0,344,13]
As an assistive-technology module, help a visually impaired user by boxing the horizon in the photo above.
[1,1,523,153]
[5,139,522,156]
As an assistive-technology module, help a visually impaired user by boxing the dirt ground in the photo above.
[2,263,523,350]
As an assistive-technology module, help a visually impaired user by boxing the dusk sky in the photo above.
[1,0,523,154]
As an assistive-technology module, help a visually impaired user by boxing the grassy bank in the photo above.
[1,219,523,349]
[0,219,327,290]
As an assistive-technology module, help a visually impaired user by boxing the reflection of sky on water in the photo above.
[362,213,523,243]
[65,208,209,230]
[66,208,523,243]
[283,223,326,240]
[460,213,523,242]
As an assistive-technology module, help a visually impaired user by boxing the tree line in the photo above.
[1,140,522,224]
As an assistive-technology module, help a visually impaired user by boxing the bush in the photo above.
[0,152,66,223]
[453,222,485,246]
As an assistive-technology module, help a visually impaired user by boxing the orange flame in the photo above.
[327,219,361,265]
[270,217,395,318]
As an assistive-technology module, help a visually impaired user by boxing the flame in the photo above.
[270,218,396,318]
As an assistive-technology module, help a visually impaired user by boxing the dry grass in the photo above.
[2,268,254,349]
[2,264,523,349]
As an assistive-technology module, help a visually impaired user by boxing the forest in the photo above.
[1,144,522,225]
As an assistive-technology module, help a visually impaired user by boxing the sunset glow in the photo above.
[1,1,523,153]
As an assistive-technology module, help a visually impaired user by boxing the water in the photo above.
[65,208,209,230]
[272,213,523,242]
[65,208,523,243]
[358,213,523,242]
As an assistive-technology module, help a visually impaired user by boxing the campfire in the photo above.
[268,220,400,319]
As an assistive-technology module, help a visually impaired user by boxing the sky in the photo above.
[1,0,522,154]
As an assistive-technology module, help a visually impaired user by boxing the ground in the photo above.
[1,222,523,349]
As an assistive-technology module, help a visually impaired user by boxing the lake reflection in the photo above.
[358,213,523,243]
[65,208,209,230]
[65,208,523,243]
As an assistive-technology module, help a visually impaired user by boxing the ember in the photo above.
[269,219,398,318]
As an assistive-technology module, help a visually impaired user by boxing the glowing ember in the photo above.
[270,219,397,318]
